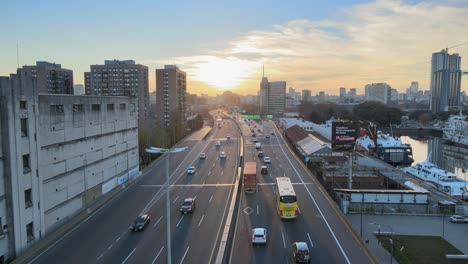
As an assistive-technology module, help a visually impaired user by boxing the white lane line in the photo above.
[203,179,206,185]
[116,236,121,242]
[176,215,185,227]
[257,204,259,215]
[209,195,213,203]
[153,216,163,227]
[277,128,351,264]
[307,232,314,247]
[173,196,179,204]
[208,170,212,176]
[108,244,113,250]
[194,195,197,200]
[281,232,286,248]
[121,247,136,264]
[198,214,205,227]
[97,253,104,261]
[151,246,164,264]
[298,207,301,214]
[180,246,190,264]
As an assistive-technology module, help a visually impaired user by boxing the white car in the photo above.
[450,215,468,223]
[187,166,196,174]
[220,152,227,159]
[199,153,206,159]
[215,141,221,147]
[252,228,267,245]
[263,157,271,163]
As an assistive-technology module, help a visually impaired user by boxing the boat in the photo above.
[373,131,414,166]
[402,161,468,199]
[443,112,468,146]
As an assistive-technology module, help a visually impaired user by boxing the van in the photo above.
[255,143,261,149]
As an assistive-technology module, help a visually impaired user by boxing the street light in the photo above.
[145,146,187,264]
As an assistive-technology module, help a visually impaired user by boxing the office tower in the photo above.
[258,68,286,116]
[84,60,149,127]
[259,72,269,115]
[302,89,311,102]
[74,84,84,95]
[365,83,391,104]
[19,61,73,94]
[288,87,296,98]
[156,65,187,129]
[339,87,346,103]
[409,81,419,95]
[430,50,461,113]
[0,71,139,260]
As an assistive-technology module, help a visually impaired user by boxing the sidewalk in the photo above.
[346,214,468,264]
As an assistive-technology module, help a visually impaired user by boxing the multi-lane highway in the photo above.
[230,117,376,264]
[31,113,241,264]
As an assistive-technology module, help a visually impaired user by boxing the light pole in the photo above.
[146,146,187,264]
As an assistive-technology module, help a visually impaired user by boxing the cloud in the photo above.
[156,0,468,95]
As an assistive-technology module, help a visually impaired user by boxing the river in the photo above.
[401,136,468,181]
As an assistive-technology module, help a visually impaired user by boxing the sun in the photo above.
[192,56,257,90]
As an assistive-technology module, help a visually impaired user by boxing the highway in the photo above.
[230,117,376,264]
[31,112,241,264]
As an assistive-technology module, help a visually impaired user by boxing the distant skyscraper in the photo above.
[156,65,187,128]
[430,50,461,113]
[288,87,296,98]
[74,84,84,95]
[19,61,73,94]
[339,87,346,103]
[365,83,391,104]
[302,89,311,102]
[258,68,286,116]
[84,59,149,127]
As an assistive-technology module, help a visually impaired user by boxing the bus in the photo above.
[275,177,298,219]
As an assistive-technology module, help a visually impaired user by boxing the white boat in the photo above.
[443,113,468,146]
[402,161,467,199]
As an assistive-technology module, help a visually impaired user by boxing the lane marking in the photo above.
[193,195,197,200]
[198,214,205,227]
[153,216,163,227]
[307,232,314,247]
[140,183,235,187]
[176,215,185,227]
[97,253,104,261]
[277,126,351,264]
[208,171,212,176]
[116,236,121,242]
[209,195,213,203]
[180,246,190,264]
[108,244,113,250]
[151,246,164,264]
[281,232,286,248]
[257,204,259,216]
[298,207,301,214]
[121,247,136,264]
[173,196,179,204]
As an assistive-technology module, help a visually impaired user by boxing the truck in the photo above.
[243,162,257,193]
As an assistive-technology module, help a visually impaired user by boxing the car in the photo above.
[220,151,227,158]
[180,198,196,214]
[252,133,256,137]
[252,228,267,245]
[257,151,263,157]
[291,242,311,263]
[266,135,270,138]
[215,141,221,147]
[263,157,271,163]
[199,153,206,159]
[130,214,150,231]
[253,138,258,142]
[255,143,261,149]
[257,129,261,132]
[227,135,231,140]
[271,132,275,135]
[261,166,268,174]
[187,166,196,174]
[449,215,468,223]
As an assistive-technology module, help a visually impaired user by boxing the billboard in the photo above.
[331,121,376,152]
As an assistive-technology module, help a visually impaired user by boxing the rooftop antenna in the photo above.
[16,43,19,69]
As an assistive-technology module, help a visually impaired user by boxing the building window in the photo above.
[73,104,84,112]
[22,154,31,173]
[107,104,114,111]
[26,222,34,242]
[50,105,65,124]
[20,101,27,110]
[21,118,28,137]
[25,189,32,208]
[120,103,126,110]
[92,104,101,111]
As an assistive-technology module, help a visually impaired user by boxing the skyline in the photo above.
[2,0,468,96]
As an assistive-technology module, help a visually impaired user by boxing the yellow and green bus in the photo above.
[276,177,298,219]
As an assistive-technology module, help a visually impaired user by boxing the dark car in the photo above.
[292,242,310,263]
[261,166,268,174]
[130,214,150,231]
[180,198,196,214]
[258,151,264,157]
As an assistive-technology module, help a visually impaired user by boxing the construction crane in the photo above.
[445,41,468,52]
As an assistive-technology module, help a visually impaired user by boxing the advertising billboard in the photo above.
[331,121,376,152]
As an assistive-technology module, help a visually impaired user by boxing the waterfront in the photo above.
[401,136,468,181]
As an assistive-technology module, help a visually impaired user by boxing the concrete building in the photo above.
[84,60,149,128]
[155,65,187,128]
[339,87,346,103]
[268,81,286,115]
[288,87,296,98]
[0,71,139,261]
[74,84,84,95]
[302,89,311,102]
[19,61,73,94]
[430,50,462,113]
[365,83,391,104]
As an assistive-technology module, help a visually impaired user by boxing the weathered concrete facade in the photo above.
[0,70,139,261]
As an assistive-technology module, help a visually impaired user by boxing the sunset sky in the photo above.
[2,0,468,96]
